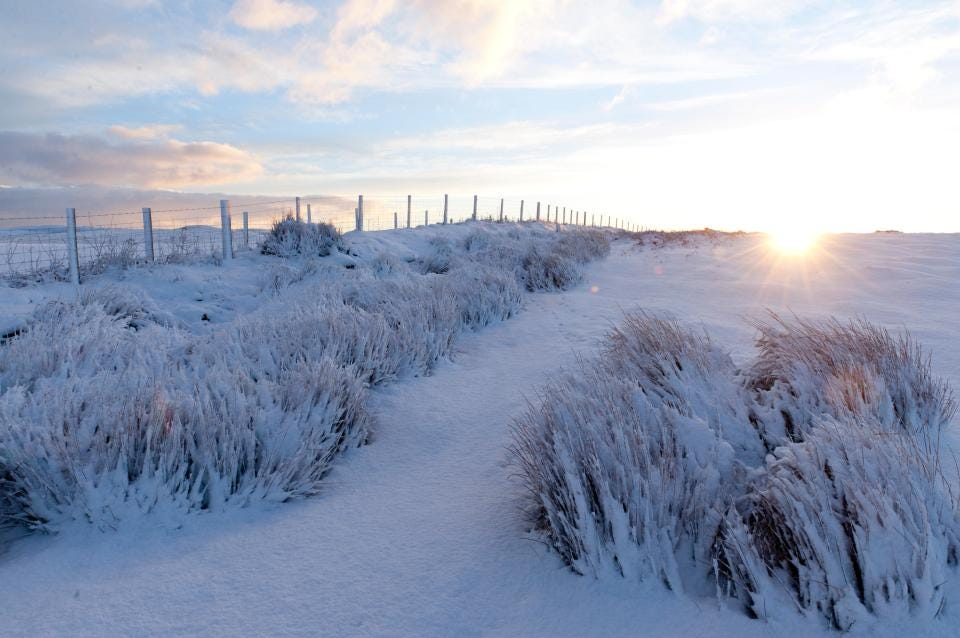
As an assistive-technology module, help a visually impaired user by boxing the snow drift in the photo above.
[513,311,958,631]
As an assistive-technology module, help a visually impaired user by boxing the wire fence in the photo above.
[0,194,629,285]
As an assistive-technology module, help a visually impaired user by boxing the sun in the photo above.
[767,226,820,256]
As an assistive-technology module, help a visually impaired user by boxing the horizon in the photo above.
[2,1,960,233]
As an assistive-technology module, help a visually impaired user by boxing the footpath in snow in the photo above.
[1,232,958,637]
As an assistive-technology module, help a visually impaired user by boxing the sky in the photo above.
[1,0,959,232]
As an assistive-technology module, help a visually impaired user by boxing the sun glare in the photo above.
[767,227,820,256]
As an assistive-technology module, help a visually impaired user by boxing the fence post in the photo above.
[520,200,524,222]
[295,196,301,222]
[243,211,249,249]
[536,201,541,221]
[592,213,595,227]
[562,207,566,224]
[220,199,233,261]
[546,204,551,221]
[65,207,80,286]
[472,195,478,221]
[141,207,155,262]
[443,194,449,225]
[394,211,398,229]
[357,195,364,231]
[407,195,412,228]
[307,203,312,224]
[425,210,429,226]
[499,198,504,222]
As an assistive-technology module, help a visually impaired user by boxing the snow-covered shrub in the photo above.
[417,237,457,274]
[260,216,342,257]
[514,311,958,631]
[556,229,611,263]
[716,421,960,630]
[78,284,181,329]
[369,251,405,278]
[513,314,759,588]
[0,353,369,530]
[439,264,522,328]
[512,362,691,588]
[256,261,327,296]
[0,289,178,393]
[463,229,491,253]
[748,313,956,448]
[0,222,611,543]
[603,313,765,464]
[520,246,581,291]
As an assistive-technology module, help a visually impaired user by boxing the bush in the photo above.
[716,422,960,629]
[0,354,370,529]
[748,313,956,448]
[0,223,610,541]
[260,216,342,257]
[513,311,958,631]
[513,314,760,588]
[513,362,699,588]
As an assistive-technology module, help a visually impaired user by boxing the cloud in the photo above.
[800,3,960,96]
[108,124,182,140]
[0,131,262,189]
[657,0,811,24]
[229,0,318,31]
[405,0,539,82]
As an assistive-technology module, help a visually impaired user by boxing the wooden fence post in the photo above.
[142,207,154,262]
[443,194,449,225]
[357,195,364,231]
[307,203,312,224]
[66,207,80,285]
[394,211,398,229]
[220,199,233,261]
[407,195,412,228]
[536,201,541,221]
[243,211,249,248]
[295,196,301,222]
[472,195,478,221]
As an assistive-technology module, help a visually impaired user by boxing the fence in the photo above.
[0,194,635,285]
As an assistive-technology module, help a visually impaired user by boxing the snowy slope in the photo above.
[0,230,958,637]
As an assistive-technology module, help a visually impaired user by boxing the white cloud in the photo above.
[229,0,318,31]
[0,131,262,189]
[800,3,960,96]
[657,0,811,24]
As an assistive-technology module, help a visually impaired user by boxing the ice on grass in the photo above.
[514,310,958,631]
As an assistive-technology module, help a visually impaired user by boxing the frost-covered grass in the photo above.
[260,216,343,258]
[0,223,609,544]
[748,313,956,447]
[513,311,958,631]
[717,421,959,630]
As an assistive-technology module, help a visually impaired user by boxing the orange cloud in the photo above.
[0,131,262,189]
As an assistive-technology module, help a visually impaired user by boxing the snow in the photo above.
[0,228,958,637]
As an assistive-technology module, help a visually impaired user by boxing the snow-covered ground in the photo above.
[0,228,957,637]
